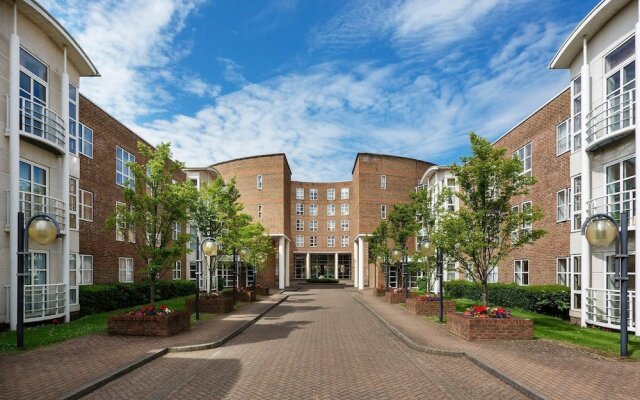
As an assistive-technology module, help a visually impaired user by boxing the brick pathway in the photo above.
[0,295,285,400]
[87,288,525,399]
[354,289,640,400]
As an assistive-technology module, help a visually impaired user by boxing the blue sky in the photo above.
[44,0,598,181]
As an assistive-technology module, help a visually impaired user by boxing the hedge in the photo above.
[79,280,196,316]
[443,280,570,319]
[306,278,339,284]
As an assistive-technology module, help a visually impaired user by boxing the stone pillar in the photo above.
[353,240,359,287]
[278,237,285,289]
[635,12,640,336]
[305,253,310,279]
[334,253,339,279]
[358,238,365,290]
[285,239,290,287]
[9,4,20,330]
[580,38,591,328]
[61,47,70,322]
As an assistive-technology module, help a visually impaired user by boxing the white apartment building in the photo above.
[0,0,98,329]
[551,0,640,332]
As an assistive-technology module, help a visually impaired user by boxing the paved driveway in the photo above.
[87,288,525,399]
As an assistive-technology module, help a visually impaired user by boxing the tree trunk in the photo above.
[150,280,156,306]
[208,265,214,295]
[481,281,489,306]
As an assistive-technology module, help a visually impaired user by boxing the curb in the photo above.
[352,295,546,400]
[62,295,288,400]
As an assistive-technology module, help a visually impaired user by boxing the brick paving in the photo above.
[0,295,285,400]
[87,288,525,400]
[354,289,640,400]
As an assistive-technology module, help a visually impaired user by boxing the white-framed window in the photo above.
[556,119,570,155]
[604,157,635,221]
[327,204,336,216]
[327,188,336,201]
[511,204,520,242]
[327,220,336,231]
[327,236,335,247]
[488,266,499,283]
[514,260,529,286]
[257,205,263,219]
[69,254,78,305]
[522,201,532,234]
[116,201,126,242]
[296,203,304,215]
[513,143,532,176]
[173,222,181,240]
[69,177,78,230]
[557,257,569,287]
[605,253,636,291]
[68,84,78,154]
[557,189,570,222]
[571,76,582,152]
[310,188,318,200]
[572,255,582,310]
[119,257,134,283]
[116,146,135,188]
[79,189,94,222]
[189,224,199,252]
[381,175,387,189]
[309,220,318,232]
[341,204,349,215]
[341,188,349,199]
[19,48,48,141]
[257,175,263,190]
[20,160,48,197]
[79,123,94,158]
[296,188,304,200]
[296,219,304,231]
[70,254,93,286]
[341,235,349,247]
[341,219,349,231]
[380,204,387,220]
[173,261,182,280]
[296,235,304,247]
[309,204,318,216]
[309,236,317,247]
[572,175,582,231]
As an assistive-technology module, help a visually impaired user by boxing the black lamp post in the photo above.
[200,237,219,321]
[17,211,60,350]
[581,211,629,357]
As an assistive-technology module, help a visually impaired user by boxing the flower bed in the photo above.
[238,289,256,302]
[405,297,456,316]
[251,286,270,296]
[446,306,533,340]
[407,291,421,299]
[384,290,406,304]
[373,288,385,297]
[107,305,190,337]
[185,295,233,314]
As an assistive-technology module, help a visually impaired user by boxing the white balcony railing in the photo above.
[585,89,636,150]
[585,288,636,332]
[5,95,66,154]
[24,283,66,322]
[586,189,636,227]
[4,191,66,232]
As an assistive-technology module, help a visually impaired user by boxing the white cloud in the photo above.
[217,58,248,86]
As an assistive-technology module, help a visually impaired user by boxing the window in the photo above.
[19,48,48,139]
[78,123,94,158]
[606,254,636,291]
[116,146,135,188]
[605,36,635,73]
[341,219,349,231]
[572,76,582,151]
[327,188,335,201]
[605,158,635,221]
[69,84,78,154]
[19,160,47,196]
[514,260,529,286]
[327,236,335,247]
[605,37,636,135]
[189,224,199,252]
[381,175,387,189]
[296,235,304,247]
[341,204,349,215]
[513,143,532,176]
[257,205,263,219]
[257,175,263,190]
[309,220,318,232]
[69,177,78,230]
[380,205,387,220]
[556,119,570,155]
[296,219,304,231]
[309,236,317,247]
[557,189,570,222]
[488,266,499,283]
[310,188,318,200]
[79,189,94,222]
[572,255,582,310]
[511,205,520,242]
[309,204,318,216]
[522,201,532,234]
[341,188,349,199]
[173,222,181,240]
[69,254,78,305]
[327,204,336,216]
[115,202,134,242]
[327,220,336,231]
[572,175,582,231]
[341,235,349,247]
[296,188,304,200]
[557,258,569,286]
[296,203,304,215]
[173,261,182,280]
[119,257,134,282]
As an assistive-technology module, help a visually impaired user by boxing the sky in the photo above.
[43,0,599,182]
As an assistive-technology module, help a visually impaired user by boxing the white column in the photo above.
[61,47,70,323]
[278,237,285,289]
[305,253,310,279]
[358,238,364,290]
[580,38,591,328]
[9,4,20,330]
[635,13,640,336]
[353,240,359,287]
[334,253,339,279]
[285,239,290,287]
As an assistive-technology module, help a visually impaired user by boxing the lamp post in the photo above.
[581,211,629,357]
[239,247,250,288]
[418,236,444,322]
[200,237,219,321]
[17,211,60,350]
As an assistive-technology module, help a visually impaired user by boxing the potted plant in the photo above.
[405,294,456,316]
[446,305,533,340]
[185,292,234,314]
[373,286,386,297]
[107,304,190,337]
[384,288,406,304]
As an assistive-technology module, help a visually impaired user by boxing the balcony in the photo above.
[585,288,636,332]
[4,191,66,233]
[4,95,66,155]
[586,189,636,228]
[3,284,66,323]
[585,89,635,151]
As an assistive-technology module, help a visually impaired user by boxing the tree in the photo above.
[433,132,545,305]
[106,142,198,305]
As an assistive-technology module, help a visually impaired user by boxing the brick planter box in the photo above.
[384,292,407,304]
[446,312,533,341]
[251,287,270,296]
[107,311,190,337]
[408,291,421,299]
[373,288,385,297]
[238,290,256,302]
[185,296,234,314]
[406,299,456,316]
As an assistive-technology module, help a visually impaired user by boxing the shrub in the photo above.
[79,280,196,316]
[306,278,339,284]
[443,280,570,319]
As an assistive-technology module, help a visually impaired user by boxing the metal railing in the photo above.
[586,189,636,227]
[585,288,636,332]
[586,89,635,148]
[24,283,66,322]
[17,191,66,231]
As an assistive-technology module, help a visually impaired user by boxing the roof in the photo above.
[351,152,432,175]
[418,165,452,185]
[549,0,631,69]
[212,153,292,176]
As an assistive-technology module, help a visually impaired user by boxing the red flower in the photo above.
[473,305,487,314]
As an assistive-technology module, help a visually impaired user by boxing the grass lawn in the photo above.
[0,295,221,353]
[452,298,640,359]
